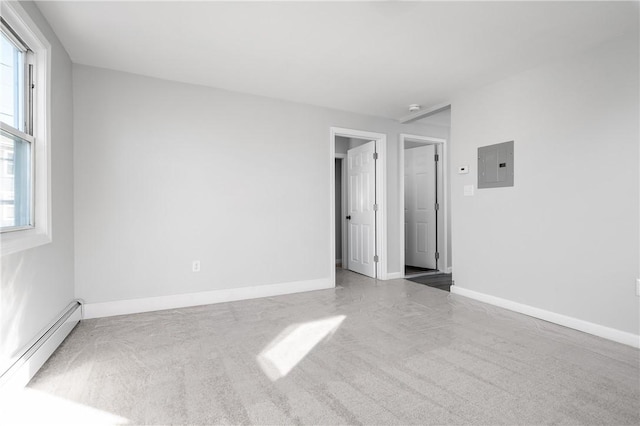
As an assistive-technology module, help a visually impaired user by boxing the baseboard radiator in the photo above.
[0,300,83,392]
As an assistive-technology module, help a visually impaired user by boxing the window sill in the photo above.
[1,227,51,257]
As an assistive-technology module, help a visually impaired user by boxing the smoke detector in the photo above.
[408,104,421,112]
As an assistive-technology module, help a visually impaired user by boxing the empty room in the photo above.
[0,1,639,424]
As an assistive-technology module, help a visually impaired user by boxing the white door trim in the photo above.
[334,153,347,269]
[399,133,448,278]
[330,127,387,282]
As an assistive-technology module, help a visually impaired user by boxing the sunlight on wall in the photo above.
[0,387,129,424]
[0,255,26,371]
[257,315,346,381]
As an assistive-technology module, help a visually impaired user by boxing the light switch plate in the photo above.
[464,185,474,196]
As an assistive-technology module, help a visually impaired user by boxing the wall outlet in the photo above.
[192,260,201,272]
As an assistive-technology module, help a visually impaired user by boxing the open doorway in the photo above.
[335,157,344,268]
[404,142,439,276]
[400,134,449,279]
[330,128,387,283]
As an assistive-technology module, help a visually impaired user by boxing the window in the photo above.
[1,2,51,256]
[5,151,14,176]
[1,19,34,232]
[1,23,27,131]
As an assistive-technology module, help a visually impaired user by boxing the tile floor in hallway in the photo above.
[3,269,639,424]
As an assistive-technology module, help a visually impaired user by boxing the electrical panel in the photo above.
[478,141,514,189]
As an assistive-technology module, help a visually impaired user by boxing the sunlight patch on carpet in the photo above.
[257,315,346,381]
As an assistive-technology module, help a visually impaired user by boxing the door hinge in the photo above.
[373,152,379,160]
[373,255,379,263]
[434,154,439,162]
[373,203,378,211]
[435,252,440,260]
[435,203,439,211]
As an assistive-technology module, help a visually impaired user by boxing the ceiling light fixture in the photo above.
[408,104,421,112]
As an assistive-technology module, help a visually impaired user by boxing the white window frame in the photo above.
[1,2,51,256]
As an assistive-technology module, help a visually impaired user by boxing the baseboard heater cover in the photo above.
[0,300,82,393]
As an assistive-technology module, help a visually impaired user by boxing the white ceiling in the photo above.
[418,108,451,128]
[36,1,638,120]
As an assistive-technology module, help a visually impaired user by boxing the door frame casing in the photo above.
[330,127,387,283]
[399,133,449,277]
[334,154,347,268]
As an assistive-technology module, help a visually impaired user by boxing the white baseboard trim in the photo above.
[385,272,404,280]
[450,286,640,348]
[0,302,81,394]
[83,278,334,319]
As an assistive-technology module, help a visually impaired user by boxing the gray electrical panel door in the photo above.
[478,141,514,188]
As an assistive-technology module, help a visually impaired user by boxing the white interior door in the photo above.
[404,145,437,269]
[347,141,376,278]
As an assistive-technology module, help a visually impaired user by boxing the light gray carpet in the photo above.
[17,270,640,424]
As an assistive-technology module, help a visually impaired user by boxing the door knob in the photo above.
[346,215,351,220]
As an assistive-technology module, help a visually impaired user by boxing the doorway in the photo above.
[330,128,387,283]
[335,157,344,268]
[400,134,449,278]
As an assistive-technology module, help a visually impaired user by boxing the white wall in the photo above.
[73,65,446,304]
[335,136,348,155]
[348,138,369,150]
[0,1,75,369]
[450,33,639,335]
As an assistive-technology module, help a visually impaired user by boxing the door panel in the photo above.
[349,223,360,263]
[417,222,428,253]
[405,145,437,269]
[347,141,376,278]
[416,173,429,209]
